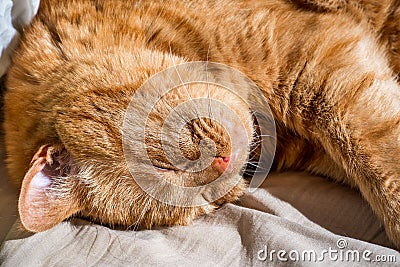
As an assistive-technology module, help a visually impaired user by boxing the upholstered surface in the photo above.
[1,171,399,266]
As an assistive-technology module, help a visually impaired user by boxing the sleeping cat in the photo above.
[4,0,400,249]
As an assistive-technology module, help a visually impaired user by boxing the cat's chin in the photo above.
[203,174,248,205]
[76,176,248,230]
[160,176,248,228]
[163,176,248,228]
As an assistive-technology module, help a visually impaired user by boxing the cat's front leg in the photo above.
[293,37,400,248]
[316,78,400,248]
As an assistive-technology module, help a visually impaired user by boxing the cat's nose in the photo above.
[212,156,231,174]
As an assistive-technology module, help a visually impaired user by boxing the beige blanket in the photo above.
[1,172,399,266]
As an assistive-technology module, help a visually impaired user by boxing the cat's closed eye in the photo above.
[153,165,174,172]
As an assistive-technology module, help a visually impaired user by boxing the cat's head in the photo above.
[17,52,256,232]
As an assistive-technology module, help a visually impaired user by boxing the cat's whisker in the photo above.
[246,162,267,170]
[258,134,275,138]
[160,97,188,123]
[247,156,260,162]
[249,141,263,148]
[243,170,265,174]
[251,138,263,143]
[248,146,260,155]
[129,194,154,231]
[146,78,188,124]
[168,44,200,118]
[205,44,215,121]
[126,180,163,230]
[161,71,199,137]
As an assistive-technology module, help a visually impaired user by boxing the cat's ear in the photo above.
[18,145,82,232]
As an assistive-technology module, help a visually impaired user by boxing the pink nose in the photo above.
[213,156,231,174]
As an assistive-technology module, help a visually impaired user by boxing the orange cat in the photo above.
[4,0,400,249]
